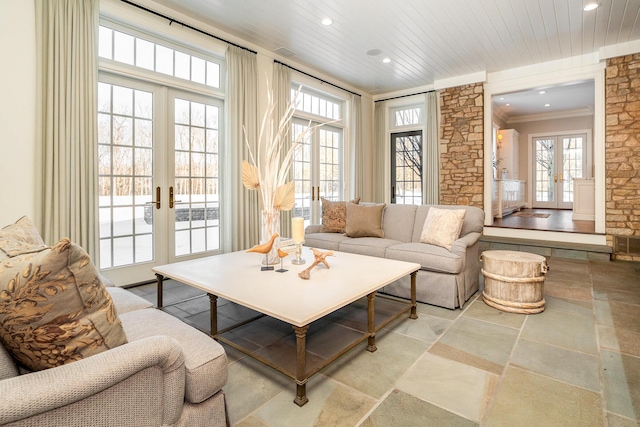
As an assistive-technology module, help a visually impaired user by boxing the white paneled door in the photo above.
[533,134,586,209]
[98,75,222,285]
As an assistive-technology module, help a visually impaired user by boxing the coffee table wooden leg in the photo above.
[208,293,218,336]
[293,325,310,406]
[410,271,418,319]
[367,291,377,352]
[155,273,164,309]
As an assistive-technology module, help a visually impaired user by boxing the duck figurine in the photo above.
[247,233,279,254]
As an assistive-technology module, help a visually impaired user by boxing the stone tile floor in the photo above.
[129,258,640,426]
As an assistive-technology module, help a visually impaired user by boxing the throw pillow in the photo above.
[0,238,127,371]
[0,216,47,258]
[420,207,466,251]
[344,203,386,238]
[320,197,360,233]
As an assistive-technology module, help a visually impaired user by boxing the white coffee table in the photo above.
[153,248,420,406]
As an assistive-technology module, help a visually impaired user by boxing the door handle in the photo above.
[559,174,563,182]
[145,187,161,209]
[311,187,315,201]
[554,174,557,183]
[392,186,396,199]
[169,186,182,209]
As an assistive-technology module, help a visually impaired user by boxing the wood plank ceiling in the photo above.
[148,0,640,95]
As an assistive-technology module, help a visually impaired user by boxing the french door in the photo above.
[98,74,222,285]
[291,118,343,226]
[390,130,423,205]
[533,134,586,209]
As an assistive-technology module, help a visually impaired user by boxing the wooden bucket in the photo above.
[481,250,548,314]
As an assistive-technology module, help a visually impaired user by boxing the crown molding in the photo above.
[506,107,594,124]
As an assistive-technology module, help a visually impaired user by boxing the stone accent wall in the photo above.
[439,83,484,207]
[605,54,640,261]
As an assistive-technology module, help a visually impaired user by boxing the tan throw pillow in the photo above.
[420,207,466,250]
[0,216,47,258]
[344,203,386,238]
[0,238,127,371]
[320,197,360,233]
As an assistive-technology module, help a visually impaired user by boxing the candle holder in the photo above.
[291,242,306,265]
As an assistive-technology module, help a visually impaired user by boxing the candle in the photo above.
[292,217,305,243]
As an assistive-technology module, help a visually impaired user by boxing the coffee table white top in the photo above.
[152,248,420,327]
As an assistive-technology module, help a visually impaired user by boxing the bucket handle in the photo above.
[540,260,548,274]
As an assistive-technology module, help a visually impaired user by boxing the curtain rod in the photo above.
[275,60,361,97]
[119,0,257,55]
[375,90,435,103]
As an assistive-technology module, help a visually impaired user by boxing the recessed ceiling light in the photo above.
[506,103,511,106]
[545,103,551,107]
[583,1,599,11]
[539,91,546,94]
[322,18,333,26]
[366,49,382,56]
[499,97,505,100]
[382,57,391,63]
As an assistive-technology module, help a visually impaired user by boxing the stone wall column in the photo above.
[439,83,484,207]
[605,54,640,261]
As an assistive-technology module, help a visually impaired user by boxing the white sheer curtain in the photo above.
[225,46,259,251]
[373,101,387,203]
[35,0,99,259]
[273,62,292,237]
[349,94,365,200]
[424,91,441,204]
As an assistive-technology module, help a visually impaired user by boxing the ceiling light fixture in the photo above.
[539,91,546,94]
[545,103,551,107]
[506,103,511,106]
[583,1,599,11]
[321,18,333,26]
[499,97,505,100]
[382,57,391,63]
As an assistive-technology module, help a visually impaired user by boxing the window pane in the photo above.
[135,38,154,70]
[192,57,206,84]
[156,45,173,75]
[113,86,133,116]
[175,51,190,80]
[98,83,111,113]
[135,90,153,119]
[113,31,134,65]
[98,26,113,59]
[207,61,220,88]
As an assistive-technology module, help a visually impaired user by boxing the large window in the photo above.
[98,20,224,284]
[389,105,424,205]
[290,85,345,225]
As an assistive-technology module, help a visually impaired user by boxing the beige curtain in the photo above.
[424,91,440,204]
[224,46,259,251]
[35,0,99,259]
[373,101,386,203]
[350,94,365,200]
[273,62,292,237]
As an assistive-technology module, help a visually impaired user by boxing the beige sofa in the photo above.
[0,282,228,427]
[305,204,485,309]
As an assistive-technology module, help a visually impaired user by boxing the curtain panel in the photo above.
[35,0,99,260]
[373,101,386,203]
[349,94,365,200]
[273,62,292,237]
[424,91,441,204]
[224,46,259,251]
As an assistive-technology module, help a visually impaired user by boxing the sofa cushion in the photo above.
[106,287,154,314]
[382,204,417,242]
[386,242,464,274]
[420,207,466,250]
[345,203,385,238]
[119,308,227,404]
[412,205,484,243]
[320,197,360,233]
[304,232,351,251]
[0,238,127,371]
[0,216,47,260]
[339,238,402,258]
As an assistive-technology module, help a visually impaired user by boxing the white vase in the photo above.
[261,208,280,265]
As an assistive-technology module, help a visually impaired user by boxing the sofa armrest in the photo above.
[305,224,322,234]
[0,335,186,426]
[450,232,481,257]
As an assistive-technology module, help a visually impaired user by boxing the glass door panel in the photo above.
[170,93,221,261]
[98,79,158,283]
[292,120,312,226]
[560,135,585,208]
[533,137,556,208]
[391,130,423,205]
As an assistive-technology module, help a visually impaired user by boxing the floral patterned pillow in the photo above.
[0,238,127,371]
[0,216,47,260]
[320,197,360,233]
